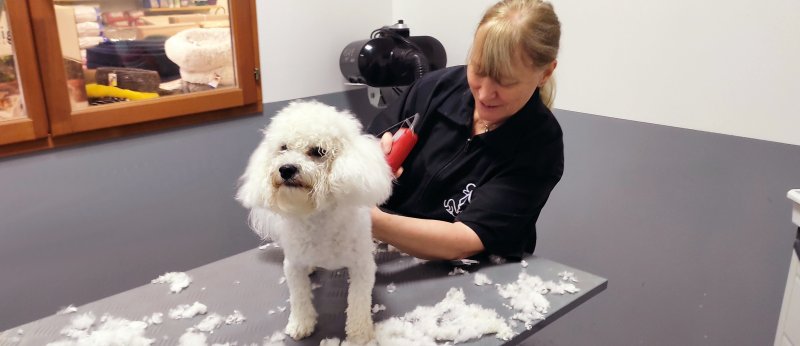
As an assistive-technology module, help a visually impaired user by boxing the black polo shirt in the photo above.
[367,65,564,258]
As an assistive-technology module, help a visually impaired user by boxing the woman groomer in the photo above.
[368,0,563,260]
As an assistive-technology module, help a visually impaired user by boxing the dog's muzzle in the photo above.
[277,164,307,188]
[279,164,298,180]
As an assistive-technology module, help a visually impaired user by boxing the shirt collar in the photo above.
[438,88,545,157]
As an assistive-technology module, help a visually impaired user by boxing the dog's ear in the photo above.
[247,208,278,242]
[328,134,394,206]
[236,138,273,209]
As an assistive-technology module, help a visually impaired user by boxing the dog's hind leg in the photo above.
[344,260,377,344]
[283,259,317,340]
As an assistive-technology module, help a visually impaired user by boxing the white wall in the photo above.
[552,0,800,146]
[255,0,391,103]
[254,0,490,103]
[392,0,496,68]
[256,1,800,146]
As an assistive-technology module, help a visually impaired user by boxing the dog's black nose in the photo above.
[279,164,298,180]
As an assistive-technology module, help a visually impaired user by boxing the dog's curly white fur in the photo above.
[236,100,393,343]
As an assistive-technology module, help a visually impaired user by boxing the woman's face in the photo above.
[467,44,555,124]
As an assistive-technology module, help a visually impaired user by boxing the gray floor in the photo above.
[1,88,799,345]
[526,110,800,345]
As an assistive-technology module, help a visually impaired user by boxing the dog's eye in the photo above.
[279,144,288,151]
[308,146,327,158]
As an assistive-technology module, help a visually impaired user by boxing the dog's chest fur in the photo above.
[274,205,375,270]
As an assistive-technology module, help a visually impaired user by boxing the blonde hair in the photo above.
[470,0,561,108]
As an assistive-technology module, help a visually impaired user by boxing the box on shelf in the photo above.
[199,20,229,28]
[136,23,198,40]
[168,14,227,24]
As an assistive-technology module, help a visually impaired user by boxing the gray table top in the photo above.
[0,247,607,345]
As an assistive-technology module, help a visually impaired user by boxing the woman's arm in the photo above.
[371,207,485,260]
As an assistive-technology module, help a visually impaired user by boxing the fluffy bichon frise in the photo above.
[236,100,394,343]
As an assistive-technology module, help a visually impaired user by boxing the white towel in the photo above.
[76,22,101,37]
[73,6,98,24]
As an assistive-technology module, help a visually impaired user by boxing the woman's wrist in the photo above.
[370,206,388,240]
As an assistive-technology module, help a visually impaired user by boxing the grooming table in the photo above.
[0,248,607,345]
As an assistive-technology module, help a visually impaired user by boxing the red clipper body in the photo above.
[386,114,420,172]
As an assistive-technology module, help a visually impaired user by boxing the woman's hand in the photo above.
[380,132,393,155]
[381,132,404,177]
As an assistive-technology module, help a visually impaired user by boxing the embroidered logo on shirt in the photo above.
[444,183,476,217]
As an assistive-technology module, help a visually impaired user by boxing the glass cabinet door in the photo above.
[0,0,48,147]
[0,12,26,122]
[29,0,260,135]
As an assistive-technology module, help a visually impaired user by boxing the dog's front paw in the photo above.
[346,322,375,344]
[285,313,317,340]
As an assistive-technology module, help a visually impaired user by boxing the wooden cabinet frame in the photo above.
[0,0,49,146]
[0,0,261,157]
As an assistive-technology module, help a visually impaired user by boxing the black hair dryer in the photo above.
[340,20,447,88]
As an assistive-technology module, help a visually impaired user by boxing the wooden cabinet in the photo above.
[0,0,261,157]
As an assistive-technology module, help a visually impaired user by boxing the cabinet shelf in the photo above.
[144,5,218,14]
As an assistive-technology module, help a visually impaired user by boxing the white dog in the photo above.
[236,100,394,343]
